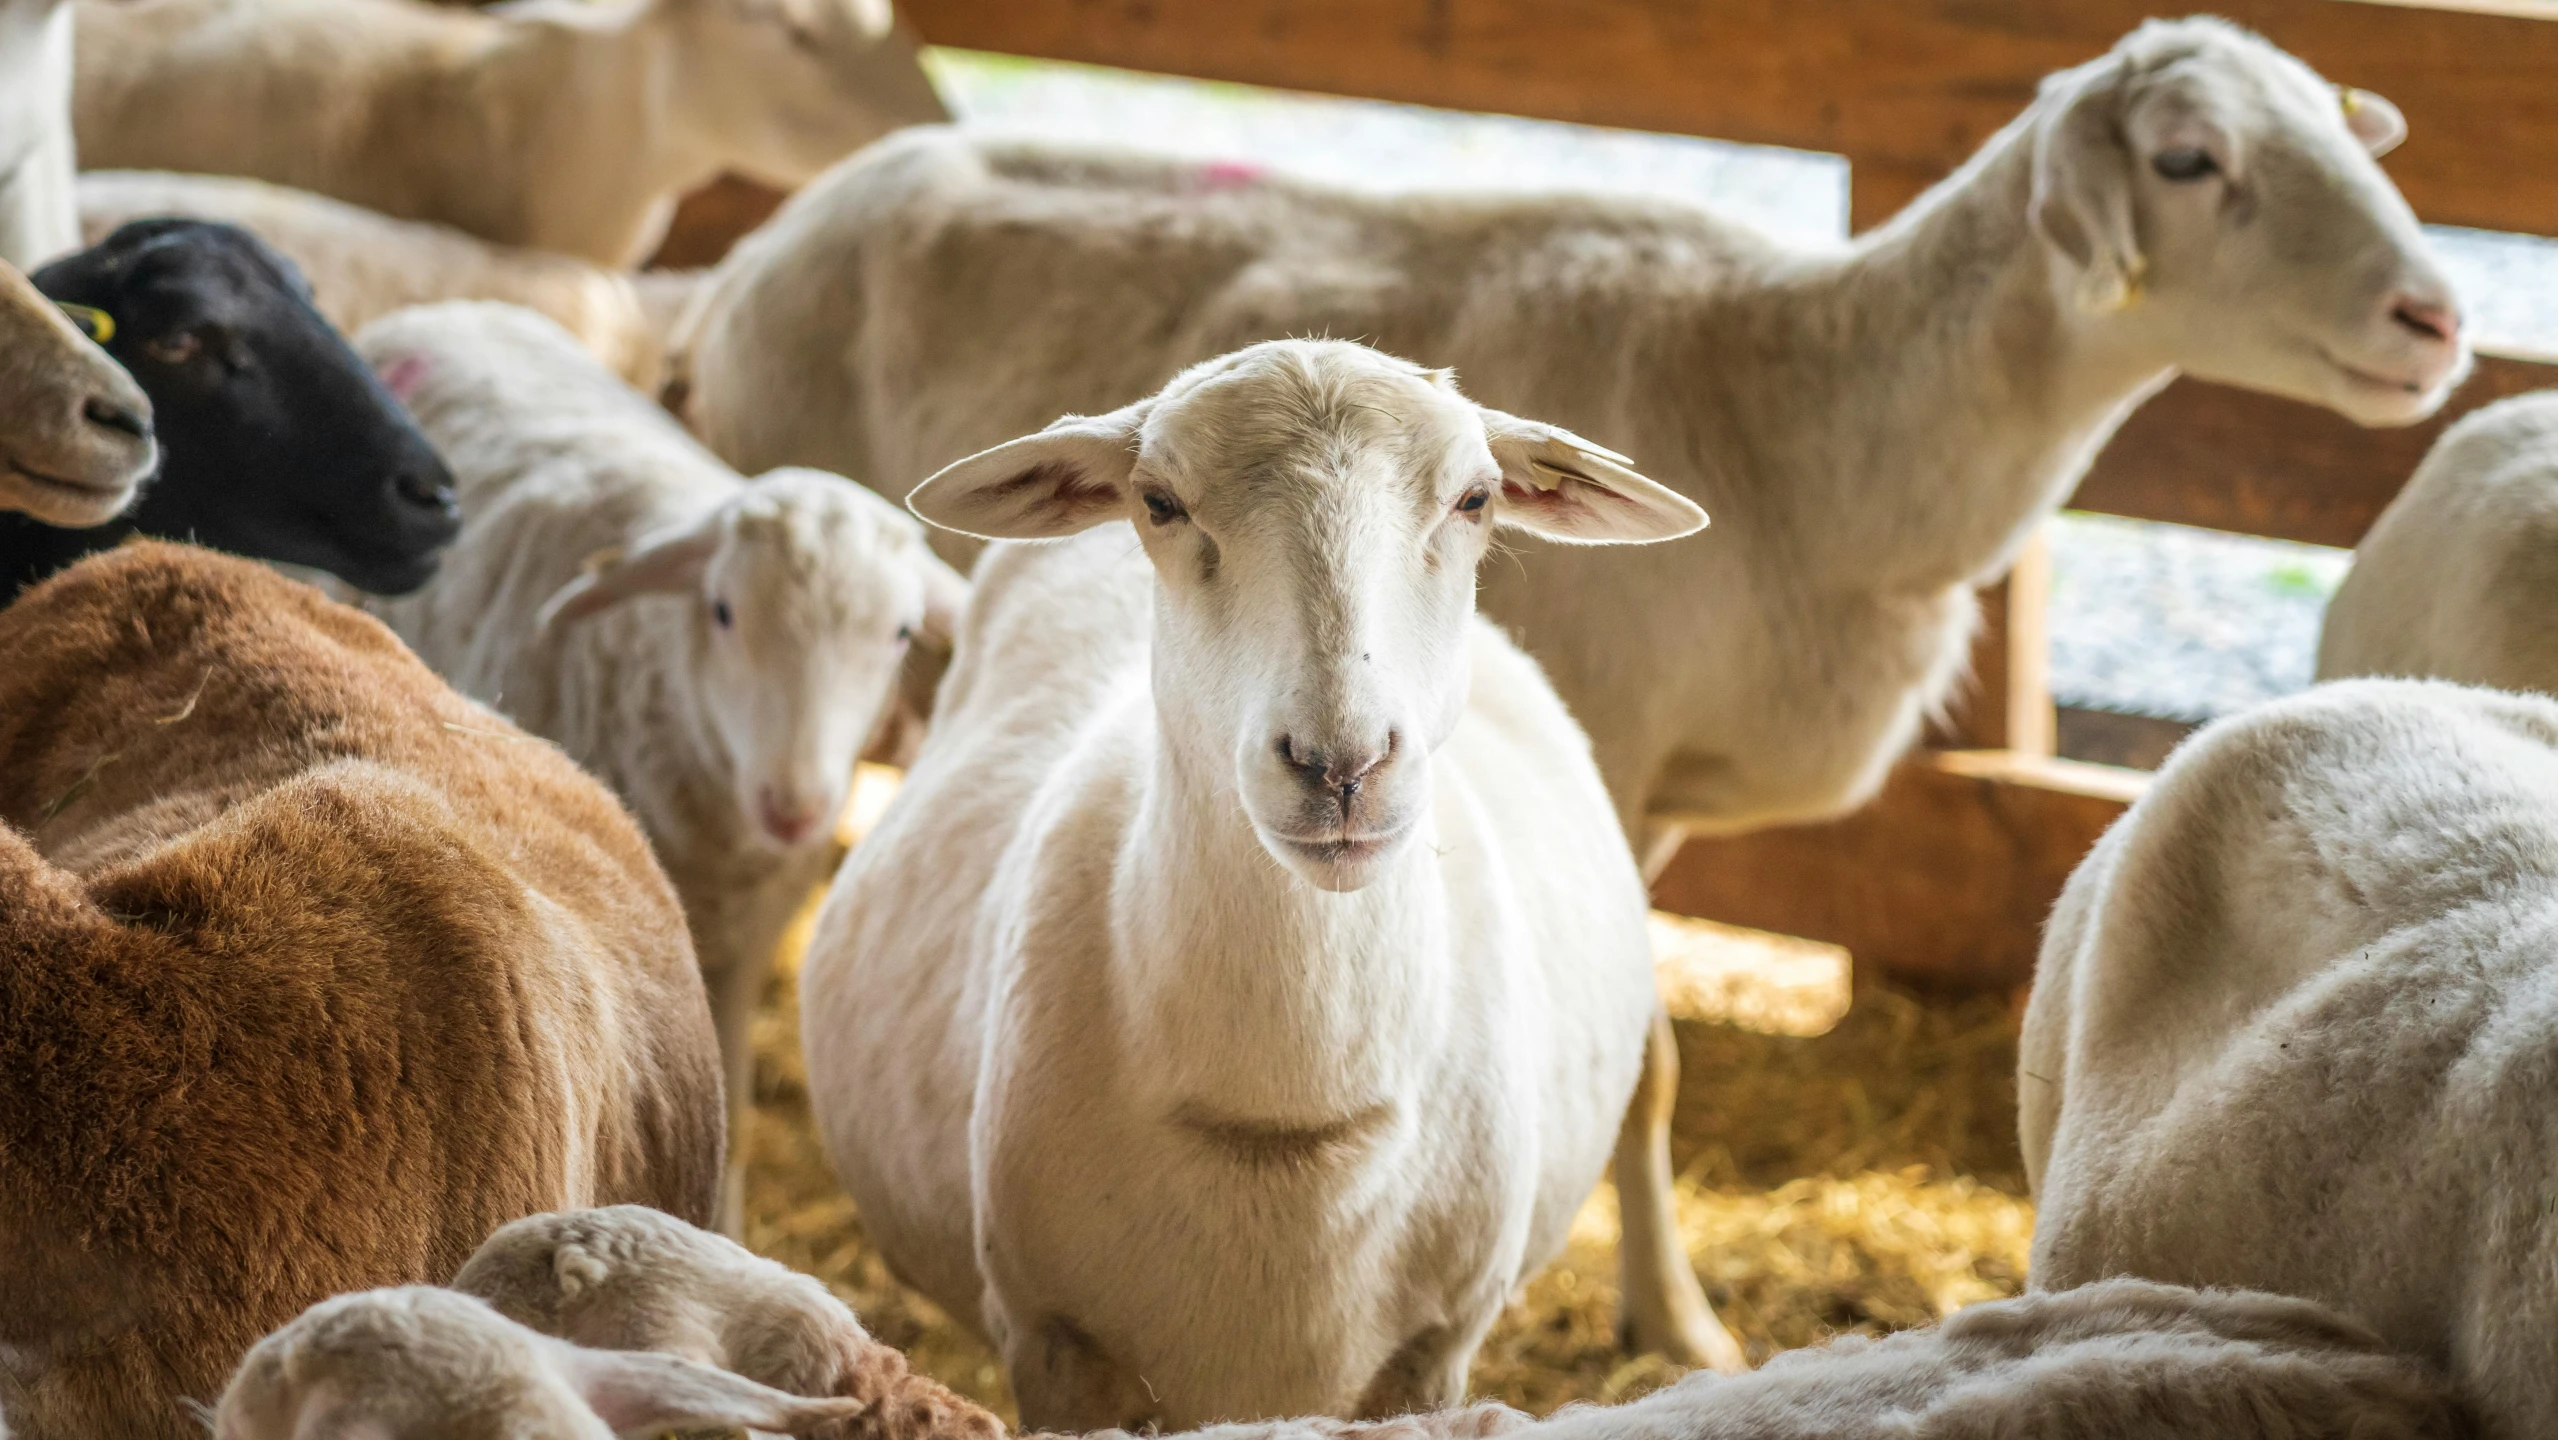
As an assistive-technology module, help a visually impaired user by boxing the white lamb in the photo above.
[455,1206,1010,1440]
[211,1286,865,1440]
[0,0,77,266]
[79,170,701,391]
[74,0,947,265]
[801,339,1708,1428]
[2316,391,2558,690]
[2020,678,2558,1438]
[679,26,2466,1349]
[356,301,966,1233]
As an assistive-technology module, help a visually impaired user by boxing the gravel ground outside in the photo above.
[928,48,2558,737]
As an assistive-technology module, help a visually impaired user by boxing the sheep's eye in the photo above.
[896,622,914,644]
[2152,147,2218,182]
[1457,485,1491,516]
[141,331,202,366]
[1140,488,1187,526]
[712,599,734,629]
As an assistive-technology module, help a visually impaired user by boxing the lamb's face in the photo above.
[1131,351,1497,891]
[697,470,961,851]
[905,339,1705,893]
[2032,19,2466,425]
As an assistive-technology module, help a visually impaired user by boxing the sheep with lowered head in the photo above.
[2317,391,2558,690]
[0,542,722,1440]
[803,339,1707,1428]
[0,253,152,525]
[73,0,947,265]
[79,170,702,391]
[211,1286,866,1440]
[456,1205,1009,1440]
[356,301,966,1232]
[678,25,2470,1356]
[2020,678,2558,1438]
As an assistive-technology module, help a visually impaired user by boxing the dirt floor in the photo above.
[742,882,2031,1421]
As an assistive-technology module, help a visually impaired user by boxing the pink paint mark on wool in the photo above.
[376,354,432,401]
[1194,160,1269,191]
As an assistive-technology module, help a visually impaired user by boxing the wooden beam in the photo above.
[1649,750,2145,990]
[900,0,2558,240]
[650,174,791,270]
[2068,351,2558,549]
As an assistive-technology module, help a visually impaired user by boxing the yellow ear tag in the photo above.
[56,303,114,345]
[2338,85,2364,117]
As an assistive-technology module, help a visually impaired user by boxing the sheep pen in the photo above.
[735,786,2032,1421]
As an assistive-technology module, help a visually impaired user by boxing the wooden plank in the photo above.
[650,174,791,270]
[1649,750,2145,990]
[2068,351,2558,549]
[1930,534,2054,753]
[901,0,2558,240]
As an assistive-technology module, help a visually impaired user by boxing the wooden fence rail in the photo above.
[668,0,2558,987]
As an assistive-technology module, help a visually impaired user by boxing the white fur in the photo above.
[355,301,966,1234]
[79,170,701,392]
[801,340,1706,1429]
[74,0,947,265]
[211,1287,863,1440]
[2318,391,2558,691]
[0,0,76,267]
[2020,678,2558,1439]
[683,18,2463,841]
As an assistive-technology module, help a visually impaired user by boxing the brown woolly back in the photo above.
[0,542,721,1440]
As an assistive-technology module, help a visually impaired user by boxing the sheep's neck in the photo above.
[474,9,706,262]
[1713,108,2172,595]
[1109,723,1451,1134]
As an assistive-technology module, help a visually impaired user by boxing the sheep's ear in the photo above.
[2031,62,2146,315]
[1480,412,1705,545]
[555,1346,869,1438]
[2339,86,2406,157]
[905,405,1146,541]
[916,551,970,646]
[537,522,721,634]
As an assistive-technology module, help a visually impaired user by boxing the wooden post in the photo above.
[1930,531,2054,756]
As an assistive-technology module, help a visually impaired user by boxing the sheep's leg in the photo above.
[1611,1007,1748,1373]
[1003,1313,1156,1433]
[705,944,764,1237]
[1352,1324,1473,1419]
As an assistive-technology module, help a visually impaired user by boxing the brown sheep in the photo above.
[0,541,723,1440]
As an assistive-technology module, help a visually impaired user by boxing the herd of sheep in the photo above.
[0,0,2550,1435]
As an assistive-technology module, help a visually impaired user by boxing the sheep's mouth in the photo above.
[3,457,127,503]
[2318,346,2433,398]
[1269,818,1417,867]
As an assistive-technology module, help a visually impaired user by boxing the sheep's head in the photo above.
[212,1287,867,1440]
[540,468,966,851]
[0,259,154,527]
[657,0,950,184]
[907,339,1704,892]
[2029,17,2465,425]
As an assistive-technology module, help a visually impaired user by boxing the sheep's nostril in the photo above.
[2391,299,2460,344]
[83,396,149,441]
[394,470,460,516]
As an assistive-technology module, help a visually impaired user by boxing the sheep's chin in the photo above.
[1253,816,1423,893]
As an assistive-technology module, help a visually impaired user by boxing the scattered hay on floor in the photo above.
[746,856,2032,1420]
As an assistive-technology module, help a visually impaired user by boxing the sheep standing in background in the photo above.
[212,1287,866,1440]
[73,0,947,266]
[0,0,75,266]
[679,24,2469,1355]
[457,1206,1008,1440]
[2,219,457,597]
[2317,392,2558,689]
[806,340,1707,1428]
[0,254,151,524]
[356,301,965,1233]
[2020,679,2558,1438]
[0,543,722,1440]
[80,171,702,391]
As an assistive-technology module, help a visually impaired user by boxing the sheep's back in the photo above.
[0,542,718,1438]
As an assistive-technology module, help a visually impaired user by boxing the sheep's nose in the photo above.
[2390,297,2461,344]
[757,786,823,845]
[392,467,460,520]
[82,395,150,441]
[1275,732,1396,805]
